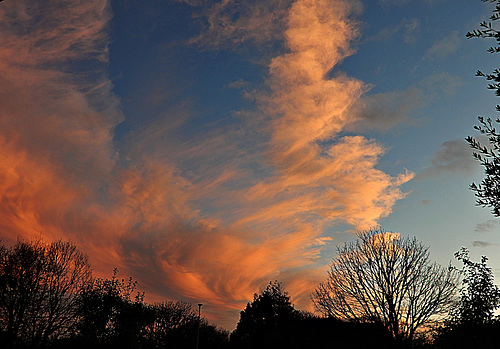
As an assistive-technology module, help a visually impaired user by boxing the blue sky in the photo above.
[1,0,500,329]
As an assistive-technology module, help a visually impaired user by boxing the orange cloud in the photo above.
[254,0,412,229]
[0,0,118,242]
[0,0,412,331]
[189,0,291,49]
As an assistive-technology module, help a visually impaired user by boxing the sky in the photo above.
[1,0,500,330]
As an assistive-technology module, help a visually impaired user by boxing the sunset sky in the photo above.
[1,0,500,330]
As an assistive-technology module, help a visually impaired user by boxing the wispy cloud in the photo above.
[347,87,423,132]
[379,0,411,5]
[0,0,120,244]
[347,73,461,133]
[472,240,496,248]
[365,17,419,44]
[378,0,446,6]
[188,0,292,49]
[425,30,461,61]
[475,220,500,233]
[0,0,412,329]
[416,139,476,179]
[419,72,463,97]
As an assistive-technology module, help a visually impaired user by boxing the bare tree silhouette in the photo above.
[312,229,458,346]
[0,239,92,348]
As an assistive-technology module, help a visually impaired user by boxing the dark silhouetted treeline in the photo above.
[2,238,500,349]
[230,280,396,349]
[0,239,229,349]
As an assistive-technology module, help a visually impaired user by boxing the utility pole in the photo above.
[196,303,203,349]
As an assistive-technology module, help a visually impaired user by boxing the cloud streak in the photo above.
[188,0,292,49]
[472,241,496,248]
[260,0,412,229]
[426,31,461,61]
[0,0,412,329]
[417,139,476,179]
[475,220,500,233]
[0,0,120,244]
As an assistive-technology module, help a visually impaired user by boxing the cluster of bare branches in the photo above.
[312,229,458,345]
[0,240,92,347]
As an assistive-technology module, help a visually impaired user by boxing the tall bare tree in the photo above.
[312,229,458,345]
[0,239,92,348]
[0,240,47,346]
